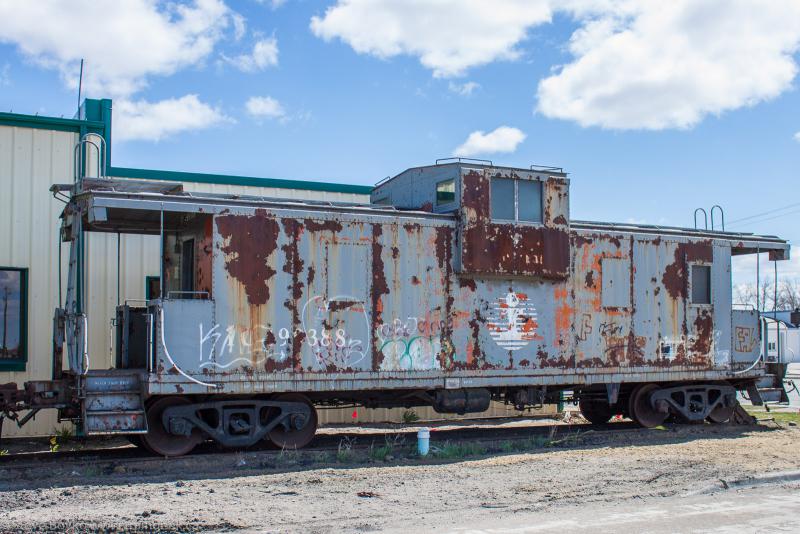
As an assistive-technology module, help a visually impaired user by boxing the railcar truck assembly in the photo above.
[0,156,791,455]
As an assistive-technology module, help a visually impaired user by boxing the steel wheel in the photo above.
[578,398,613,425]
[267,394,318,450]
[141,396,203,457]
[629,384,668,428]
[707,403,735,423]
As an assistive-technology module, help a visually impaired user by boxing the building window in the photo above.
[145,276,160,300]
[691,265,711,305]
[436,179,456,205]
[0,268,27,371]
[490,178,543,223]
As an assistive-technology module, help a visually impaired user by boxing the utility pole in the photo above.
[1,286,8,356]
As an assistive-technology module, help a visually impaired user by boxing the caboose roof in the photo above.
[55,177,790,259]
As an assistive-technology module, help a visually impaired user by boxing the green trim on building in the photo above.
[109,166,374,195]
[0,267,28,372]
[0,112,105,134]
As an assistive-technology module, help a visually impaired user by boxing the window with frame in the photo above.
[691,264,711,305]
[436,179,456,205]
[490,178,543,223]
[145,276,161,300]
[0,268,27,371]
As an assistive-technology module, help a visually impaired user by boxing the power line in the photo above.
[728,207,800,228]
[727,201,800,226]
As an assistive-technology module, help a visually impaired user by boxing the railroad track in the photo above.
[0,420,640,475]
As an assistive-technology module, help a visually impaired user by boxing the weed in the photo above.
[0,449,8,456]
[54,426,73,440]
[337,436,356,463]
[49,436,60,453]
[401,409,420,424]
[369,434,405,461]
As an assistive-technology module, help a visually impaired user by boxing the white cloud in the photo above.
[311,1,800,130]
[454,126,526,157]
[310,0,552,78]
[448,81,480,97]
[245,96,286,121]
[537,0,800,129]
[0,0,237,98]
[222,37,279,72]
[794,132,800,143]
[114,95,231,142]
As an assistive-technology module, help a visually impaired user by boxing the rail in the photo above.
[435,157,493,166]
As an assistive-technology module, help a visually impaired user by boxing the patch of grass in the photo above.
[368,433,405,461]
[432,441,487,459]
[401,409,420,423]
[0,449,8,456]
[745,407,800,425]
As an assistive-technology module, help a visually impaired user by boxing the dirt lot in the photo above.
[1,415,799,533]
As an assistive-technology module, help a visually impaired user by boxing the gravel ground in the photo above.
[1,421,798,533]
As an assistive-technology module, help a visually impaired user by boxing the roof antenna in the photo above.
[76,58,84,118]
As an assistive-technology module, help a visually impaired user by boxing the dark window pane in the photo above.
[0,270,23,360]
[691,265,711,304]
[491,178,515,220]
[518,180,543,222]
[436,179,456,205]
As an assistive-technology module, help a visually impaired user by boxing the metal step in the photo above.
[756,374,779,389]
[758,388,786,404]
[85,391,143,412]
[84,409,147,434]
[85,372,143,394]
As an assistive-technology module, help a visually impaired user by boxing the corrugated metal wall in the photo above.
[0,125,75,437]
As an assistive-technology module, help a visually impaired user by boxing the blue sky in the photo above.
[1,0,799,285]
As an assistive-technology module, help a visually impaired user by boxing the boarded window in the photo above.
[0,268,27,371]
[691,265,711,304]
[601,258,630,308]
[517,180,543,223]
[436,179,456,205]
[491,178,515,220]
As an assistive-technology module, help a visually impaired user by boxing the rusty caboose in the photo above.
[0,161,790,455]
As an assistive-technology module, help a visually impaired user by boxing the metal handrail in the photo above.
[166,291,210,299]
[530,164,564,173]
[435,157,493,166]
[73,134,107,182]
[711,205,725,231]
[694,208,708,230]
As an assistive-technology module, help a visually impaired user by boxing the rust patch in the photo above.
[371,224,390,369]
[434,226,456,369]
[458,277,477,291]
[281,219,305,372]
[216,210,279,306]
[411,275,421,286]
[327,299,361,312]
[553,214,567,225]
[304,218,343,233]
[689,309,714,359]
[585,270,595,288]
